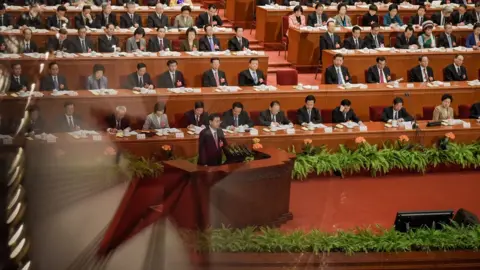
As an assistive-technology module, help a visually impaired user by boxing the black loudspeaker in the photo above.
[394,210,454,233]
[453,208,480,226]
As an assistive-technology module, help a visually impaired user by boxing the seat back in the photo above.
[402,16,409,25]
[281,16,289,38]
[172,39,181,51]
[287,110,297,124]
[276,69,298,85]
[369,106,384,121]
[250,110,262,125]
[321,109,332,123]
[174,113,188,128]
[422,106,435,120]
[458,104,471,119]
[389,36,396,47]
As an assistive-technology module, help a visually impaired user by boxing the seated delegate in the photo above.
[433,94,454,121]
[296,95,322,125]
[143,102,169,129]
[106,106,131,133]
[324,53,351,85]
[332,99,361,124]
[381,97,413,123]
[259,100,291,126]
[220,102,254,129]
[86,64,108,90]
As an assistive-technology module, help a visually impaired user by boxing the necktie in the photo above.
[130,14,134,22]
[354,38,358,49]
[213,70,220,86]
[330,34,334,44]
[447,35,452,48]
[69,116,74,129]
[307,110,311,122]
[25,42,30,52]
[344,112,347,121]
[15,77,20,84]
[209,15,212,24]
[374,35,379,48]
[234,116,238,127]
[159,39,164,50]
[171,73,175,86]
[59,40,63,49]
[459,14,463,22]
[209,37,215,51]
[317,15,321,24]
[139,76,143,87]
[441,16,444,26]
[116,120,120,129]
[105,15,108,25]
[81,39,87,52]
[196,115,200,125]
[379,69,385,83]
[252,71,258,84]
[456,66,461,76]
[406,37,409,44]
[272,114,276,123]
[419,16,422,25]
[57,19,61,27]
[393,111,398,120]
[423,68,428,82]
[97,79,101,89]
[53,76,59,89]
[238,38,242,47]
[337,68,343,84]
[0,16,3,26]
[213,131,218,148]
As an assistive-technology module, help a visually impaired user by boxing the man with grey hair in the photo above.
[105,106,130,133]
[431,6,453,26]
[94,3,117,28]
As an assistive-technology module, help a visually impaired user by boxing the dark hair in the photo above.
[0,3,5,10]
[371,22,380,29]
[474,23,480,30]
[459,4,467,9]
[57,5,67,12]
[352,26,361,33]
[418,55,427,62]
[209,113,221,122]
[27,105,40,113]
[181,5,191,12]
[340,99,351,106]
[208,4,217,10]
[337,3,347,12]
[93,64,105,74]
[82,5,91,11]
[23,28,32,34]
[270,100,280,107]
[186,27,197,37]
[106,23,115,29]
[405,25,414,32]
[203,24,213,31]
[293,5,303,13]
[305,95,316,103]
[388,4,398,12]
[232,102,243,109]
[134,27,145,37]
[157,26,166,32]
[327,21,335,27]
[77,26,87,32]
[476,1,480,7]
[368,4,377,11]
[417,5,426,11]
[154,102,166,113]
[167,59,177,66]
[393,97,403,105]
[234,26,243,32]
[126,1,135,6]
[315,3,324,9]
[441,93,453,102]
[454,54,463,59]
[249,58,259,63]
[194,101,204,109]
[49,62,58,69]
[210,57,220,63]
[11,63,21,69]
[64,101,74,108]
[376,56,386,63]
[334,53,344,59]
[59,28,68,35]
[137,63,147,70]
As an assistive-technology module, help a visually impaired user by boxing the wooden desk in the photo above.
[26,120,480,158]
[0,52,268,89]
[6,5,205,28]
[0,28,236,52]
[255,5,474,43]
[288,26,475,67]
[225,0,255,28]
[2,83,479,132]
[321,50,480,84]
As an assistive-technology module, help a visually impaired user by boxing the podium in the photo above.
[98,148,294,255]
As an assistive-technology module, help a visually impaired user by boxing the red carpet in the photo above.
[282,171,480,232]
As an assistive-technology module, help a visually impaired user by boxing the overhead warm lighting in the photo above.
[8,186,23,210]
[8,148,23,175]
[7,203,22,225]
[8,166,20,187]
[9,238,25,259]
[8,224,24,247]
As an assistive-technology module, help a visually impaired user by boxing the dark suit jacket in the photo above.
[120,13,142,28]
[443,63,468,81]
[74,14,95,29]
[202,69,227,87]
[25,118,45,134]
[366,65,391,83]
[470,103,480,119]
[320,32,341,52]
[147,0,168,5]
[408,15,429,25]
[16,13,42,28]
[147,37,172,52]
[381,106,413,122]
[451,11,472,25]
[472,11,480,24]
[147,13,169,28]
[227,37,249,51]
[362,13,379,26]
[221,109,253,128]
[196,12,223,28]
[363,33,385,49]
[98,35,119,52]
[46,0,71,5]
[180,40,199,51]
[125,72,154,89]
[259,109,290,126]
[8,75,29,92]
[46,15,69,29]
[68,37,94,53]
[157,71,186,88]
[198,127,227,166]
[20,40,38,53]
[117,0,138,5]
[184,110,209,127]
[0,13,12,27]
[409,65,434,82]
[40,75,68,91]
[431,12,450,25]
[324,65,351,84]
[94,13,117,28]
[343,37,365,49]
[199,36,221,51]
[307,12,328,26]
[46,37,71,52]
[332,106,360,123]
[437,33,457,48]
[105,114,130,130]
[257,0,279,5]
[238,69,266,86]
[56,114,82,132]
[395,33,418,49]
[296,106,322,124]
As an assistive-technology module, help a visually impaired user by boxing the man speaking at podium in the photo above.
[198,113,228,166]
